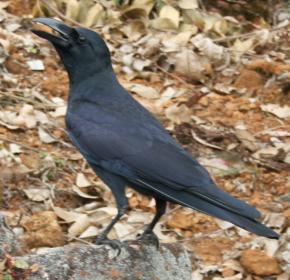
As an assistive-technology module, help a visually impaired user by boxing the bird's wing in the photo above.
[67,112,261,220]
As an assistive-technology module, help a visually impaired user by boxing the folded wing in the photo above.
[66,113,279,238]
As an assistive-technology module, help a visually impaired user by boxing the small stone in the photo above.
[167,210,193,230]
[240,249,282,276]
[21,211,66,248]
[234,69,264,89]
[222,268,236,277]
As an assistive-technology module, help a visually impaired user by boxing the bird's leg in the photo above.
[138,198,166,247]
[94,204,128,249]
[92,168,128,252]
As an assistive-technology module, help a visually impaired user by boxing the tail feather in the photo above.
[192,185,261,220]
[136,179,280,239]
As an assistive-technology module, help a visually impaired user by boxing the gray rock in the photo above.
[19,242,192,280]
[0,215,192,279]
[0,215,22,258]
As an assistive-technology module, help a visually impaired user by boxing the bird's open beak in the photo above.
[31,17,76,48]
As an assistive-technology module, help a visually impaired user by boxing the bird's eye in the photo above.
[78,36,86,43]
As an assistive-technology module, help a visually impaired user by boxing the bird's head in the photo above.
[32,17,112,83]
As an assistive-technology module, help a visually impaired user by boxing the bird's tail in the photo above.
[136,179,279,239]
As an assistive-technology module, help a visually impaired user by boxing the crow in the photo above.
[32,18,279,247]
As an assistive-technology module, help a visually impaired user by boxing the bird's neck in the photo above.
[68,67,119,103]
[66,60,113,86]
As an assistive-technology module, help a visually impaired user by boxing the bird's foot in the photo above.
[137,230,159,248]
[94,236,123,255]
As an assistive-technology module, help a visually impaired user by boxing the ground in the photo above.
[0,0,289,279]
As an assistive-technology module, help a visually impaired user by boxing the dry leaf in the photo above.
[253,147,279,160]
[76,172,92,187]
[235,128,259,152]
[68,214,91,238]
[162,31,193,51]
[79,225,99,238]
[174,48,209,81]
[38,127,56,143]
[191,130,222,150]
[65,0,80,20]
[261,104,290,119]
[132,58,151,71]
[232,38,254,53]
[264,239,280,257]
[178,0,198,10]
[129,83,159,99]
[52,206,85,223]
[191,269,203,280]
[203,15,219,32]
[72,185,99,199]
[27,59,45,71]
[9,143,21,154]
[191,34,224,60]
[83,3,104,27]
[24,188,50,202]
[114,223,134,239]
[151,5,180,30]
[165,104,191,124]
[123,0,154,16]
[50,106,67,118]
[215,220,234,230]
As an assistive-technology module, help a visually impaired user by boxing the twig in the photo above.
[155,64,194,89]
[213,22,290,43]
[0,134,44,152]
[0,91,58,109]
[40,0,86,28]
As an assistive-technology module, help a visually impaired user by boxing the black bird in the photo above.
[32,18,279,246]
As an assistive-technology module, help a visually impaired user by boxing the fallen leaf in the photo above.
[174,48,209,81]
[72,185,99,199]
[178,0,198,10]
[52,206,85,223]
[83,3,104,27]
[165,104,191,124]
[76,172,92,188]
[151,5,180,30]
[191,34,225,60]
[162,31,193,51]
[79,225,99,238]
[261,104,290,119]
[235,127,259,152]
[27,59,44,71]
[9,143,21,154]
[114,223,134,239]
[232,38,254,53]
[50,106,67,118]
[129,83,159,99]
[132,58,151,71]
[38,127,56,144]
[24,188,50,202]
[65,0,80,20]
[68,214,91,238]
[191,130,222,150]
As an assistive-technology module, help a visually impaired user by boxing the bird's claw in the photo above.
[94,236,123,255]
[137,231,159,248]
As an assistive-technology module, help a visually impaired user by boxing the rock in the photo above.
[234,69,264,89]
[20,211,66,248]
[18,242,192,280]
[193,237,234,263]
[167,209,193,229]
[240,249,282,276]
[0,216,192,279]
[0,215,22,258]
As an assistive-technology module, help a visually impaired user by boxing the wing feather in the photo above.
[67,113,261,220]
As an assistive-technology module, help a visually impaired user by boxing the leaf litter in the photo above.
[0,0,289,279]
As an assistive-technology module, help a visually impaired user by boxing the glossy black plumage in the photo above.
[32,18,279,242]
